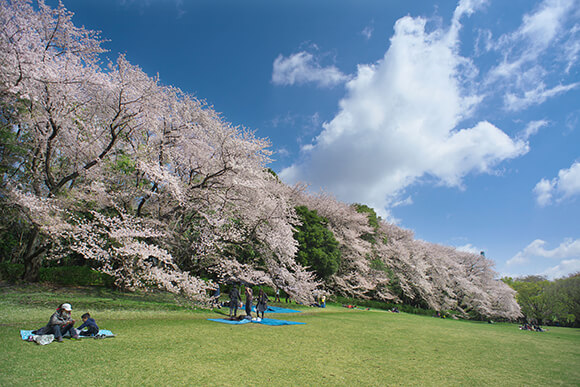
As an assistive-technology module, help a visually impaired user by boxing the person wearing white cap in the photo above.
[33,303,79,342]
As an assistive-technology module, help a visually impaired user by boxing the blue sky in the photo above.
[51,0,580,280]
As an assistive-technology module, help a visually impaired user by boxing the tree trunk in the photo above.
[21,227,46,282]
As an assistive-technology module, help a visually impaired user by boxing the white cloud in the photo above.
[361,25,374,40]
[508,238,580,279]
[486,0,580,110]
[533,161,580,206]
[280,8,528,212]
[504,82,580,111]
[563,24,580,72]
[558,161,580,198]
[542,259,580,279]
[519,119,549,140]
[456,243,485,255]
[392,196,413,208]
[452,0,488,23]
[533,178,555,206]
[272,52,348,88]
[276,147,290,158]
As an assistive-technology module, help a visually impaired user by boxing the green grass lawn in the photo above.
[1,285,579,386]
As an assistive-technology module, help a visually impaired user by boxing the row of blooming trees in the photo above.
[0,0,520,319]
[0,0,315,303]
[293,192,521,319]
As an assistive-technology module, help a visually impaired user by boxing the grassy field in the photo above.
[1,285,579,386]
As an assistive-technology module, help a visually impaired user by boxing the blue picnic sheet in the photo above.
[208,318,251,325]
[241,305,301,313]
[259,318,305,326]
[208,318,304,326]
[20,329,115,340]
[266,306,301,313]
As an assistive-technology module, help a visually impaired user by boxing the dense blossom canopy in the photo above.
[0,0,520,318]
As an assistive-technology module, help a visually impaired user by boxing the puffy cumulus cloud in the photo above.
[533,161,580,206]
[272,52,348,88]
[508,238,580,276]
[533,178,556,207]
[280,6,528,213]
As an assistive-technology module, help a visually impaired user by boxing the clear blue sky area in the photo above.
[49,0,580,279]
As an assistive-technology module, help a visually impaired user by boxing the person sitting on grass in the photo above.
[34,303,79,342]
[77,313,99,337]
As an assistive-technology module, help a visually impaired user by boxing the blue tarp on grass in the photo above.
[242,305,301,313]
[266,306,301,313]
[208,318,304,326]
[259,318,305,326]
[207,318,251,325]
[20,329,115,340]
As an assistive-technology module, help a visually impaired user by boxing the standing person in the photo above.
[244,286,253,318]
[213,282,221,309]
[34,303,78,342]
[76,313,99,336]
[229,285,241,318]
[256,289,269,319]
[274,288,281,303]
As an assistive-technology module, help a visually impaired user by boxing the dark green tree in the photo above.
[353,203,380,229]
[293,206,341,279]
[544,273,580,327]
[353,203,382,244]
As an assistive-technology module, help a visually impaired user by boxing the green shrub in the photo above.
[0,263,114,287]
[39,266,114,287]
[332,295,435,316]
[0,262,25,282]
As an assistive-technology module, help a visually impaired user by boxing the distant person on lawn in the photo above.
[34,303,78,342]
[229,285,241,318]
[245,286,253,318]
[212,283,221,309]
[76,313,99,336]
[256,288,269,319]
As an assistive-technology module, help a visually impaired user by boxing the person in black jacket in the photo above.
[256,288,269,319]
[34,303,78,342]
[77,313,99,336]
[229,285,241,318]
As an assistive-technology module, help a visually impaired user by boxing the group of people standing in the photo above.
[227,285,270,320]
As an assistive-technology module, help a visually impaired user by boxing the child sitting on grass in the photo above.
[76,312,99,336]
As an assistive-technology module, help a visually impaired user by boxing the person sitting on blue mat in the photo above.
[77,312,99,336]
[33,303,79,342]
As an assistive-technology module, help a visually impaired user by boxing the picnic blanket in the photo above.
[266,306,301,313]
[244,305,301,313]
[20,329,115,341]
[208,318,304,326]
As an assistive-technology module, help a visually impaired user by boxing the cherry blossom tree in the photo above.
[0,1,521,315]
[1,0,321,302]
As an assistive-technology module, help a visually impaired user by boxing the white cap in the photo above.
[61,303,72,311]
